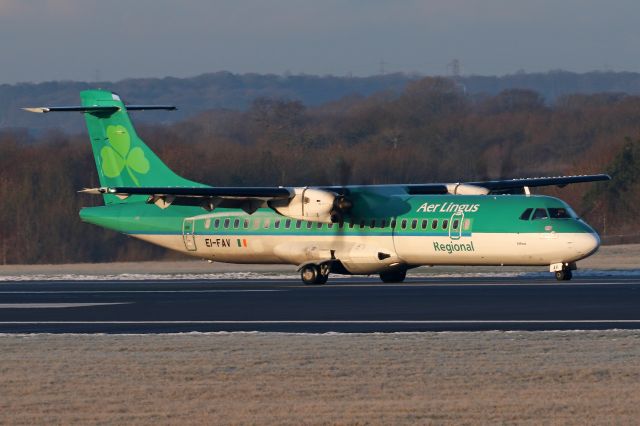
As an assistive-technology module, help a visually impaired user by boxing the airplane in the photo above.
[24,90,610,284]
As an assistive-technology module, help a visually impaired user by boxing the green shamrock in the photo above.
[101,125,150,186]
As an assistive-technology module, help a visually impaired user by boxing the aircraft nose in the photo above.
[575,231,600,257]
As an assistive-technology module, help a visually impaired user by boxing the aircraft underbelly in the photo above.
[132,231,593,268]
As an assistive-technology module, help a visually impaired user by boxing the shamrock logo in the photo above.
[100,125,150,186]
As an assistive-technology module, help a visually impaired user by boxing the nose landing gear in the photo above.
[554,269,573,281]
[551,262,576,281]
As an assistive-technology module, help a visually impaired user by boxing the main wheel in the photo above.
[301,265,319,285]
[300,265,328,285]
[380,269,407,283]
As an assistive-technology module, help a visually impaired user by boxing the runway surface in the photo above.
[0,275,639,333]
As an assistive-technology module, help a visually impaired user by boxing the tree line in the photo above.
[1,77,639,264]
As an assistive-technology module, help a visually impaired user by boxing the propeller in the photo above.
[330,157,354,223]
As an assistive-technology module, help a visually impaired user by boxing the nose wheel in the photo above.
[551,262,575,281]
[554,269,573,281]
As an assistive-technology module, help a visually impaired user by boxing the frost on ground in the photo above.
[1,331,639,424]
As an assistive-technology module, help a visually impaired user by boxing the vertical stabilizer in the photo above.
[80,90,203,204]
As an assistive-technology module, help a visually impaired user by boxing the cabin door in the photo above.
[182,218,197,251]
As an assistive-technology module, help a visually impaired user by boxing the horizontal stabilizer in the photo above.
[22,105,176,114]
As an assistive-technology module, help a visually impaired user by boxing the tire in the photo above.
[301,265,328,285]
[301,265,319,285]
[380,269,407,283]
[555,270,572,281]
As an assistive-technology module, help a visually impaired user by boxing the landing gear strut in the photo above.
[300,263,329,285]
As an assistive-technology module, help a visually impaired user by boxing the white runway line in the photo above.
[0,290,281,294]
[0,303,131,309]
[0,320,640,324]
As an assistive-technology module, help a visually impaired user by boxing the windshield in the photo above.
[548,207,574,219]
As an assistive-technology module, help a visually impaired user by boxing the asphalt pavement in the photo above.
[0,275,639,333]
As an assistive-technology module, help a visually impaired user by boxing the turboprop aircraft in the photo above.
[25,90,610,284]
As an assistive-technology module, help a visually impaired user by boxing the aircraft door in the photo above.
[182,218,197,251]
[449,212,464,240]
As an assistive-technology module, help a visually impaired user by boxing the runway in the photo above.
[0,275,639,333]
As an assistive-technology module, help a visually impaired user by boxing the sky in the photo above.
[1,0,639,84]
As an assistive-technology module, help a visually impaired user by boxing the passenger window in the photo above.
[296,220,302,229]
[349,221,355,229]
[390,219,396,229]
[381,219,387,228]
[452,219,460,230]
[532,208,549,220]
[442,219,449,229]
[243,219,249,229]
[463,219,470,230]
[370,219,376,228]
[285,219,291,229]
[519,208,533,221]
[253,219,260,229]
[263,219,270,228]
[274,219,280,229]
[214,219,220,229]
[339,221,344,229]
[421,219,428,230]
[431,219,438,230]
[328,223,334,229]
[233,219,240,228]
[411,219,417,229]
[401,219,407,230]
[317,222,323,229]
[360,220,365,229]
[224,218,230,229]
[307,221,313,229]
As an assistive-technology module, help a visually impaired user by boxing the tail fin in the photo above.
[80,90,202,204]
[24,90,205,204]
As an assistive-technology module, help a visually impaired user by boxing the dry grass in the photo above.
[1,332,640,424]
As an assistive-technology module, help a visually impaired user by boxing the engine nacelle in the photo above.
[446,183,490,195]
[273,187,337,223]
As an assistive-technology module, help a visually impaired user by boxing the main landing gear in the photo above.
[300,263,330,285]
[379,269,407,283]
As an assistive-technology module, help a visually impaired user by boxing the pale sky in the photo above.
[1,0,638,84]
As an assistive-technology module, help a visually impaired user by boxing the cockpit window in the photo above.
[531,208,549,220]
[519,208,533,220]
[548,208,572,219]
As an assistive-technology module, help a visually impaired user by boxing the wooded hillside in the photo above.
[1,77,639,264]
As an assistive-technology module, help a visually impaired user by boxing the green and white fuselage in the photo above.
[26,90,606,283]
[80,189,599,277]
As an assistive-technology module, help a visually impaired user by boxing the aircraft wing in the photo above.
[83,174,609,199]
[81,173,610,218]
[463,174,611,192]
